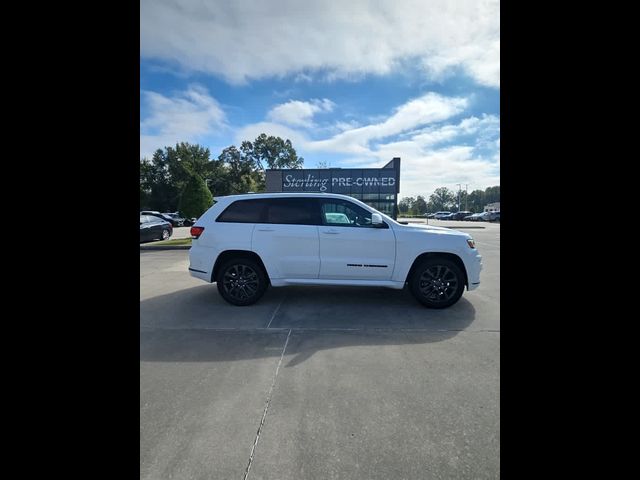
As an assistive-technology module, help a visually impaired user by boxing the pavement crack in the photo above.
[242,328,292,480]
[266,294,286,328]
[140,326,499,334]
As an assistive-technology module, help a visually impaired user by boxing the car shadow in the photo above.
[140,284,476,367]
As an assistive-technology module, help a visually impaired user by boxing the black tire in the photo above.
[409,257,465,308]
[216,258,268,306]
[160,228,171,240]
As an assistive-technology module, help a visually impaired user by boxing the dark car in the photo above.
[141,210,182,227]
[140,215,173,243]
[449,211,473,220]
[162,212,187,227]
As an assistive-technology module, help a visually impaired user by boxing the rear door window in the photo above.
[264,198,320,225]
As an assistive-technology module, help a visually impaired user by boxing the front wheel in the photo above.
[216,258,268,306]
[409,258,465,308]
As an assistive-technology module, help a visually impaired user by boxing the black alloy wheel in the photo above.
[409,258,465,308]
[216,258,268,306]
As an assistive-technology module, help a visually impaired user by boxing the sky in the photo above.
[140,0,500,199]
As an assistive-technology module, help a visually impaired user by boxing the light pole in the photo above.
[425,192,429,225]
[465,184,469,211]
[456,184,462,212]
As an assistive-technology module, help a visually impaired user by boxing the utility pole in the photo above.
[456,184,461,212]
[465,184,468,211]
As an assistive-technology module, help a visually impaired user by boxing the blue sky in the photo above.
[140,0,500,198]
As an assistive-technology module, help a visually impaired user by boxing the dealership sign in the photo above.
[283,173,396,192]
[268,168,400,194]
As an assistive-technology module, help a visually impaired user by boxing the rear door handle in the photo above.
[322,230,339,235]
[257,228,275,232]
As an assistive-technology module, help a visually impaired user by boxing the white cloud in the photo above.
[363,115,500,197]
[140,0,500,87]
[267,98,335,128]
[234,121,308,148]
[375,144,500,198]
[307,93,467,154]
[140,84,226,158]
[227,91,498,197]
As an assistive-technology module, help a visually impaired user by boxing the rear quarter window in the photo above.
[216,199,267,223]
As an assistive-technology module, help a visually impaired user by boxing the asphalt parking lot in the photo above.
[140,224,500,479]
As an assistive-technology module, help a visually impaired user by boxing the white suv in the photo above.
[188,193,482,308]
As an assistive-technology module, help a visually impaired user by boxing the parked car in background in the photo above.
[433,211,452,220]
[140,211,187,227]
[478,211,500,222]
[140,215,173,243]
[424,213,436,219]
[449,211,473,221]
[141,211,176,225]
[162,212,186,227]
[464,213,484,221]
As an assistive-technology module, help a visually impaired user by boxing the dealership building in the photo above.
[265,157,401,218]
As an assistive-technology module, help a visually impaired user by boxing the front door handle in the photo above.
[322,230,339,235]
[257,228,275,232]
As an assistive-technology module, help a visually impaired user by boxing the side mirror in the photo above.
[371,213,384,227]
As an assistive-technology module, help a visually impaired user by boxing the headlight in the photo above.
[467,238,476,249]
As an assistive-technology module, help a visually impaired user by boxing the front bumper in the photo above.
[465,251,483,291]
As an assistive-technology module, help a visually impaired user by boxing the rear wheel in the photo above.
[409,257,465,308]
[160,228,170,240]
[216,258,268,306]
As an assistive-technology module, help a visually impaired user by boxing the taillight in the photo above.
[190,226,205,239]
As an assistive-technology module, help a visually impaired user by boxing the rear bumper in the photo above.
[188,244,215,282]
[188,267,210,282]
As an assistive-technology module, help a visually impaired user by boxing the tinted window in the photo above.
[217,199,266,223]
[264,198,320,225]
[321,199,375,227]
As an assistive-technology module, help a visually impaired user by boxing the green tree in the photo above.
[179,174,214,218]
[140,135,305,210]
[398,198,410,214]
[413,195,428,215]
[140,158,153,209]
[484,186,500,204]
[166,143,213,191]
[217,146,263,194]
[467,189,485,212]
[401,197,416,215]
[140,142,212,211]
[457,189,468,211]
[429,188,456,211]
[241,133,304,170]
